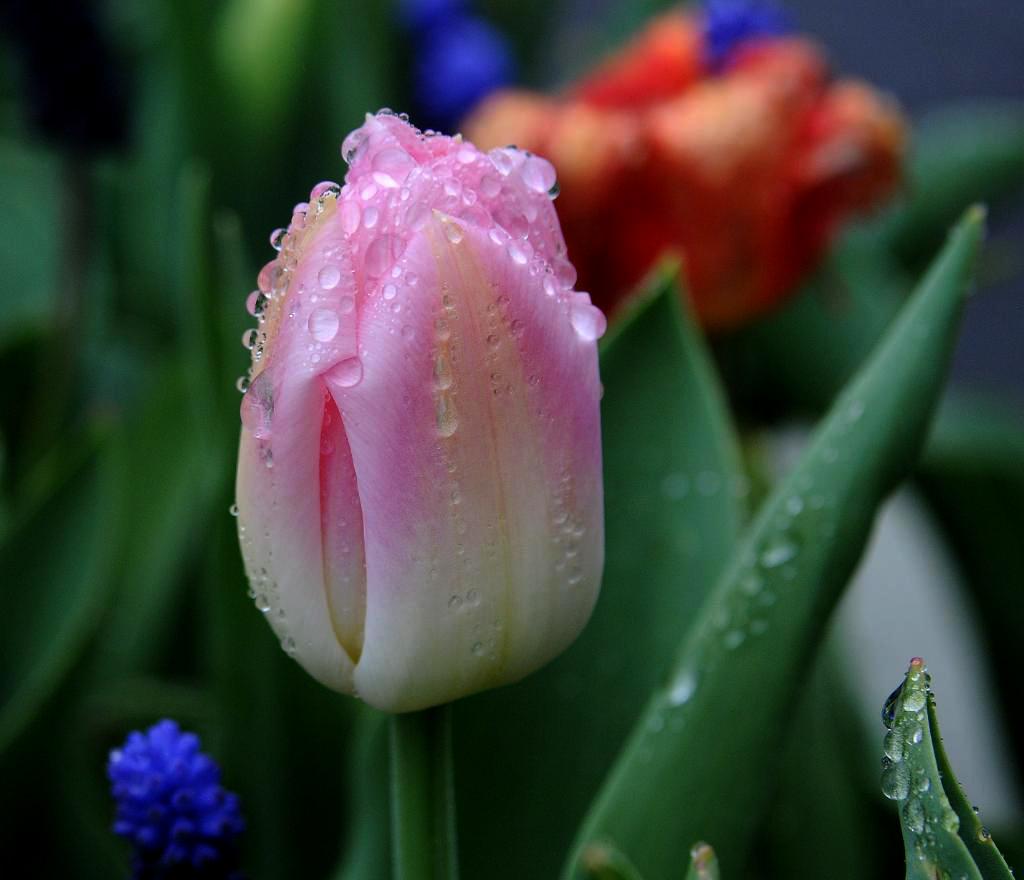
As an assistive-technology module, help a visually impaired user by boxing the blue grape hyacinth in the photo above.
[704,0,793,71]
[108,719,245,879]
[400,0,515,133]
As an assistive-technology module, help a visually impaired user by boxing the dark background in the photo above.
[789,0,1024,401]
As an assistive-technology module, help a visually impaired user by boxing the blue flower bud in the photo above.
[107,719,245,878]
[409,14,515,133]
[703,0,793,71]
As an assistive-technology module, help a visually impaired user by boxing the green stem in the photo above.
[389,704,459,880]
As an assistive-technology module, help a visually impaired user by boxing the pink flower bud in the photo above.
[234,111,606,712]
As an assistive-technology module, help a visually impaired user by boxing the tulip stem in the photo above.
[389,704,459,880]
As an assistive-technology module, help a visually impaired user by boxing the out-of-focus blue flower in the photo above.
[703,0,793,71]
[412,14,515,133]
[108,719,245,879]
[398,0,515,134]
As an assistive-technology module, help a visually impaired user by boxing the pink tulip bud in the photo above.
[234,111,606,712]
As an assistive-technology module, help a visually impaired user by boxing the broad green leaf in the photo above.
[456,266,745,879]
[564,208,984,880]
[882,659,1013,879]
[0,435,124,756]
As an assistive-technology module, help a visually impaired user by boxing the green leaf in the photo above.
[882,658,1013,879]
[0,434,124,756]
[455,266,746,879]
[927,694,1015,878]
[563,207,984,880]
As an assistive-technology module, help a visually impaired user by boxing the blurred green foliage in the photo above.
[0,2,1022,879]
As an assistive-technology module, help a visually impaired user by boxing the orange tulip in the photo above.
[465,10,906,328]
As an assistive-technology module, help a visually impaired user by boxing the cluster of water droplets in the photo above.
[880,660,963,866]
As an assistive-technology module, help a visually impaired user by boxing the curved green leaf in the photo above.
[883,659,982,880]
[564,207,984,880]
[455,266,746,879]
[882,658,1014,879]
[928,693,1015,878]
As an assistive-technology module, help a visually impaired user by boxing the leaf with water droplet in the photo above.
[564,208,985,880]
[685,843,721,880]
[883,658,1013,879]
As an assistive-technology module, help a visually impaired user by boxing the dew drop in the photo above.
[902,688,926,713]
[883,729,905,762]
[308,308,340,342]
[445,222,464,244]
[570,299,607,341]
[338,295,355,315]
[331,357,364,388]
[241,328,259,350]
[881,763,911,801]
[904,798,926,834]
[319,264,342,290]
[668,669,698,706]
[240,371,274,439]
[522,155,557,193]
[760,537,798,569]
[269,228,287,251]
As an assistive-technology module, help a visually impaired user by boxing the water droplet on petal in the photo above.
[521,155,557,193]
[319,264,342,290]
[308,308,340,342]
[269,228,287,251]
[240,371,274,439]
[331,357,364,388]
[570,297,607,341]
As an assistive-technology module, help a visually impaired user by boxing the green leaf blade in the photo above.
[564,208,985,880]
